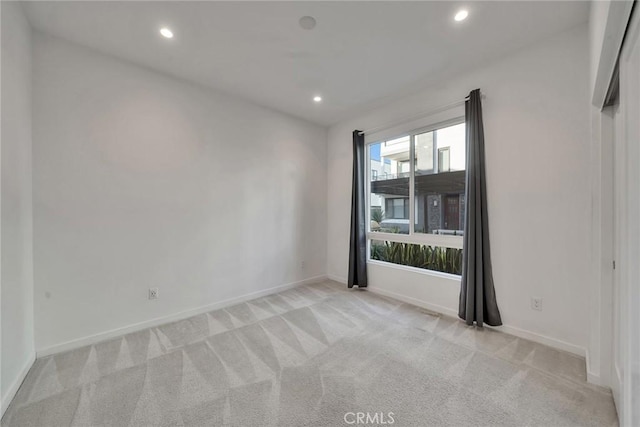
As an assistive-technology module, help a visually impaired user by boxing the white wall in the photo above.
[32,33,327,354]
[1,1,35,415]
[327,25,591,355]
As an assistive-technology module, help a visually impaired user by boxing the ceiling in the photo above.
[24,1,589,126]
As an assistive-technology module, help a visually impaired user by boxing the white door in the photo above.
[613,6,640,426]
[612,97,623,414]
[621,7,640,425]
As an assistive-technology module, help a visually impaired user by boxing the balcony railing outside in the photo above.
[371,171,411,181]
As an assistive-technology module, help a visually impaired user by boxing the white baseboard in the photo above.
[367,285,459,318]
[366,285,586,358]
[37,275,327,358]
[585,365,607,388]
[585,350,607,387]
[612,365,622,416]
[1,352,36,418]
[327,274,347,284]
[492,323,586,358]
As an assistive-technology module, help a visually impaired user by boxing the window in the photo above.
[368,134,410,234]
[367,121,465,275]
[438,147,450,172]
[385,198,409,219]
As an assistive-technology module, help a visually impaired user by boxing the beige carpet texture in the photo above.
[2,280,618,426]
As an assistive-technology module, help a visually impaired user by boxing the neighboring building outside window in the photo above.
[385,198,409,219]
[438,147,450,173]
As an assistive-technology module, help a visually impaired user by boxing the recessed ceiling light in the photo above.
[454,10,468,22]
[299,16,317,30]
[313,96,322,103]
[160,27,174,39]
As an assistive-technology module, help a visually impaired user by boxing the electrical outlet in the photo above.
[531,297,542,311]
[149,288,159,300]
[301,261,306,270]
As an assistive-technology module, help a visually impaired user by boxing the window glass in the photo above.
[413,123,466,234]
[369,138,410,234]
[370,240,463,275]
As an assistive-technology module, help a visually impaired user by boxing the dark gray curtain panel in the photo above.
[459,89,502,326]
[348,130,368,288]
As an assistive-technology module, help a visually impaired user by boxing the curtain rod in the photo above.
[358,93,483,136]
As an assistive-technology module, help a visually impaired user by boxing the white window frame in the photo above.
[365,116,465,254]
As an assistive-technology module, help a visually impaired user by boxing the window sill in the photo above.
[367,259,462,281]
[367,231,463,249]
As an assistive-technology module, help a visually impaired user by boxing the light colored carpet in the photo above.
[2,280,617,426]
